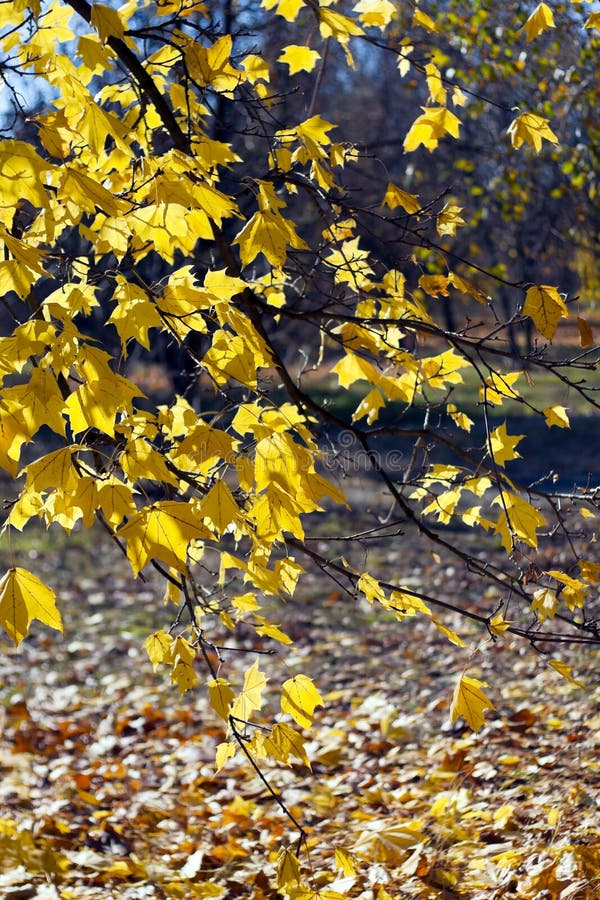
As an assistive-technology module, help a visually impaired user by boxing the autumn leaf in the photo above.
[520,3,555,42]
[230,660,267,721]
[90,3,127,42]
[447,403,474,432]
[278,45,320,74]
[419,274,451,297]
[276,846,302,888]
[383,182,420,214]
[235,209,307,267]
[489,612,513,637]
[437,202,465,237]
[118,501,212,576]
[549,659,584,688]
[199,480,239,535]
[281,674,323,729]
[577,315,594,348]
[489,422,525,467]
[493,491,546,552]
[355,819,426,864]
[265,722,310,767]
[413,8,437,32]
[354,0,396,28]
[450,672,495,731]
[208,678,235,721]
[522,285,568,339]
[404,107,461,152]
[215,740,236,772]
[171,635,199,693]
[144,630,174,670]
[544,405,569,429]
[0,567,62,646]
[508,113,558,153]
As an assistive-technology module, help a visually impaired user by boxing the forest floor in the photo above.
[1,488,600,900]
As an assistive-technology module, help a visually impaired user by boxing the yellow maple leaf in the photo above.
[96,478,137,527]
[276,846,302,888]
[118,501,212,576]
[24,447,79,494]
[489,612,513,637]
[215,740,236,772]
[242,53,269,85]
[430,614,466,647]
[355,819,425,864]
[412,8,437,31]
[235,209,307,267]
[208,677,235,721]
[184,34,241,93]
[120,438,179,487]
[0,141,51,211]
[171,635,199,693]
[265,722,310,767]
[450,672,495,731]
[109,291,162,354]
[447,403,474,432]
[425,62,446,104]
[549,660,584,689]
[449,271,489,304]
[261,0,304,21]
[543,405,569,429]
[489,422,525,467]
[354,0,396,29]
[523,284,568,339]
[324,236,373,288]
[281,674,323,729]
[357,572,388,605]
[230,659,267,721]
[202,331,264,389]
[493,491,546,552]
[59,166,127,217]
[255,620,293,644]
[200,480,239,535]
[404,106,461,153]
[437,202,466,237]
[319,7,364,43]
[507,112,558,153]
[481,371,522,406]
[90,3,127,42]
[383,182,421,214]
[530,587,558,622]
[3,368,66,440]
[0,567,62,646]
[65,374,143,438]
[278,44,321,75]
[520,3,555,42]
[419,274,451,297]
[585,12,600,30]
[352,388,385,425]
[294,115,336,159]
[144,630,174,671]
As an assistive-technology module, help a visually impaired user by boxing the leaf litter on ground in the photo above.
[0,509,599,899]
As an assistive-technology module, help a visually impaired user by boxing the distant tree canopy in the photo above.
[1,0,600,876]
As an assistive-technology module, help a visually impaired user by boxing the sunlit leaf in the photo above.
[520,3,555,42]
[230,660,267,721]
[0,567,62,646]
[522,285,568,339]
[450,672,495,731]
[281,674,323,729]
